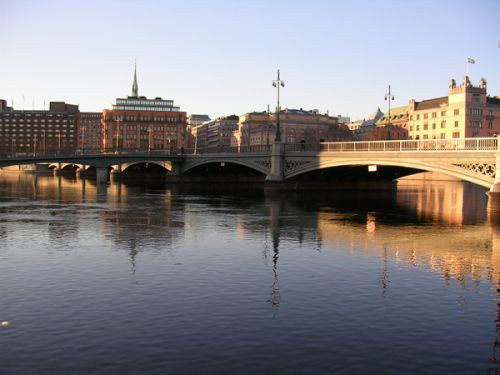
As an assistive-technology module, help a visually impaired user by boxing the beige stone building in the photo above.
[408,76,500,140]
[238,109,351,146]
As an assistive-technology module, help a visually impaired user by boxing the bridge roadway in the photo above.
[1,138,499,196]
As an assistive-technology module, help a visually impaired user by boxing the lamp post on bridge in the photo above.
[384,85,395,128]
[272,69,285,143]
[266,69,286,182]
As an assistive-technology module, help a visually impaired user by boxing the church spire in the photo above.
[132,61,138,97]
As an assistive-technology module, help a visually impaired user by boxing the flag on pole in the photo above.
[468,57,476,64]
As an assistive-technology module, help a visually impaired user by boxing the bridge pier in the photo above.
[487,136,500,213]
[96,167,109,185]
[169,162,181,177]
[111,164,122,175]
[265,142,285,182]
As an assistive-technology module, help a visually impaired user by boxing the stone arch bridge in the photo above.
[1,138,499,194]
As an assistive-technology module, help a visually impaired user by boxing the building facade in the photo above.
[408,77,500,140]
[79,112,102,152]
[0,100,79,156]
[187,114,211,127]
[368,105,409,140]
[238,109,351,146]
[348,108,384,140]
[102,66,188,152]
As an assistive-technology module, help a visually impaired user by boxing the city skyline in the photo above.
[2,0,499,120]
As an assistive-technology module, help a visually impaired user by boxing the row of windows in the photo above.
[112,106,179,112]
[0,129,73,133]
[409,121,460,131]
[106,116,181,122]
[1,113,71,118]
[409,132,461,140]
[0,119,73,123]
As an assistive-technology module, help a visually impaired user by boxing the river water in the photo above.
[0,172,499,374]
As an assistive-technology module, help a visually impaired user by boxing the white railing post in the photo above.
[354,142,356,152]
[399,140,402,152]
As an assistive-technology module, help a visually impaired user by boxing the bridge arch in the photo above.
[285,158,493,189]
[119,160,172,172]
[181,158,269,176]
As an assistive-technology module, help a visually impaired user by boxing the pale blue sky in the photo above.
[2,0,499,120]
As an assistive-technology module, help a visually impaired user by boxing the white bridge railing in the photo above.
[285,137,498,153]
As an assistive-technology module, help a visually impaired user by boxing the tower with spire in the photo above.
[132,62,138,97]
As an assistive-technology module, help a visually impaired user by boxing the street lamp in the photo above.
[384,85,395,127]
[148,125,152,152]
[272,69,285,142]
[115,117,120,153]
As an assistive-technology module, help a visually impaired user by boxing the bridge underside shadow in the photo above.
[288,165,422,190]
[182,162,266,183]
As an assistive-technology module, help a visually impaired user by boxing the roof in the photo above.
[487,96,500,106]
[414,97,447,111]
[377,105,408,124]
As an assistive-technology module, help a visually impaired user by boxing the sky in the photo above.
[1,0,499,120]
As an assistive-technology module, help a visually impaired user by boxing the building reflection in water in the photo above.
[1,170,499,363]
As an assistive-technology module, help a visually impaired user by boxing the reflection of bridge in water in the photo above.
[0,172,498,365]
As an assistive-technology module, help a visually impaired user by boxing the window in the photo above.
[416,125,420,131]
[432,123,436,129]
[432,112,437,118]
[470,108,483,116]
[441,111,446,116]
[441,121,446,128]
[454,121,459,128]
[423,134,428,139]
[416,114,420,120]
[424,113,428,119]
[488,121,493,129]
[409,126,413,131]
[452,131,460,138]
[440,133,446,139]
[454,109,459,115]
[423,124,428,130]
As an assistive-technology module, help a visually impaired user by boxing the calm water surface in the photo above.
[0,172,499,374]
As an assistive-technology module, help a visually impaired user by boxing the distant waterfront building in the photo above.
[102,65,188,151]
[348,108,384,140]
[238,108,351,146]
[369,106,409,140]
[407,77,500,140]
[187,114,211,127]
[206,115,239,149]
[336,115,350,125]
[0,100,79,155]
[79,112,102,152]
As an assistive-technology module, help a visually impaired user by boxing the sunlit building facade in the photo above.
[408,76,500,140]
[102,66,188,151]
[79,112,102,152]
[238,109,351,146]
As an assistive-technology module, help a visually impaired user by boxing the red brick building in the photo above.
[0,99,79,155]
[79,112,102,153]
[102,66,188,152]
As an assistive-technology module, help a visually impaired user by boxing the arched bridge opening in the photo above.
[121,161,170,176]
[182,161,267,183]
[288,165,421,190]
[285,159,494,190]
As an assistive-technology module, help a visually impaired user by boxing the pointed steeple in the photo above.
[132,61,138,97]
